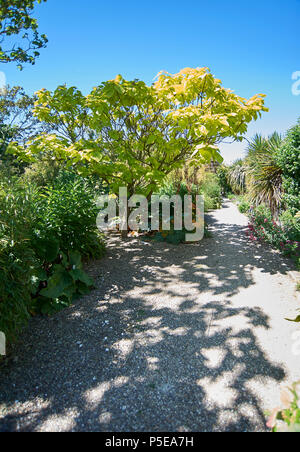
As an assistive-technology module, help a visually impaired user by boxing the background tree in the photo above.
[0,85,50,169]
[0,0,48,69]
[0,85,46,152]
[10,68,268,197]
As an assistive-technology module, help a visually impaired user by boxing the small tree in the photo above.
[10,68,268,197]
[0,0,48,69]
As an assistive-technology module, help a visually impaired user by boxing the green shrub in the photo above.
[0,170,105,343]
[227,193,236,200]
[0,175,41,341]
[280,210,300,242]
[238,198,250,214]
[217,166,232,196]
[35,171,105,259]
[0,242,38,343]
[23,158,61,187]
[200,173,222,211]
[30,248,94,316]
[276,120,300,215]
[247,205,300,265]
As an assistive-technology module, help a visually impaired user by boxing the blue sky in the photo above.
[1,0,299,163]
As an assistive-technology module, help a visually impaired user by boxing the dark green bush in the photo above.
[200,173,222,211]
[247,205,300,268]
[34,171,105,259]
[0,175,41,341]
[0,170,105,343]
[0,242,38,343]
[238,198,251,214]
[23,158,61,187]
[276,120,300,215]
[217,166,232,196]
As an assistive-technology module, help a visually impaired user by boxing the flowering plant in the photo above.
[246,205,300,267]
[267,382,300,432]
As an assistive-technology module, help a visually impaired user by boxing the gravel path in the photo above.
[0,200,299,432]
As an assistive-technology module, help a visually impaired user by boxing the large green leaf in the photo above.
[30,267,48,293]
[69,268,93,287]
[69,250,82,269]
[33,237,59,263]
[40,265,73,299]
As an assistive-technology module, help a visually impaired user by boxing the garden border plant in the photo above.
[0,169,105,345]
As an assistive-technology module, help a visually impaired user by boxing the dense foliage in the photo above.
[222,120,300,270]
[152,173,221,244]
[0,71,269,344]
[276,120,300,215]
[0,86,45,156]
[246,133,283,215]
[9,68,267,197]
[227,159,246,195]
[0,0,48,68]
[0,170,105,342]
[216,165,232,196]
[246,205,300,267]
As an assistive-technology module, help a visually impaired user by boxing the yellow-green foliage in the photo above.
[9,67,268,197]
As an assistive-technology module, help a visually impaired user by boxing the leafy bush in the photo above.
[31,247,94,316]
[276,120,300,215]
[145,181,210,244]
[200,173,222,211]
[238,198,250,214]
[22,158,61,187]
[0,175,41,341]
[0,170,105,343]
[280,210,300,243]
[227,193,236,200]
[217,166,232,196]
[0,242,38,343]
[246,205,300,267]
[35,171,105,259]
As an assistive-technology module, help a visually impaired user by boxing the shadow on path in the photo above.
[0,202,296,432]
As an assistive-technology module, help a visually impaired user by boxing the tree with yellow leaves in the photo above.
[10,67,268,197]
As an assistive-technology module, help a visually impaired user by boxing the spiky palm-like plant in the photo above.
[246,133,283,216]
[228,159,247,194]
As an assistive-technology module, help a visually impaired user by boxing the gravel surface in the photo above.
[0,200,299,432]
